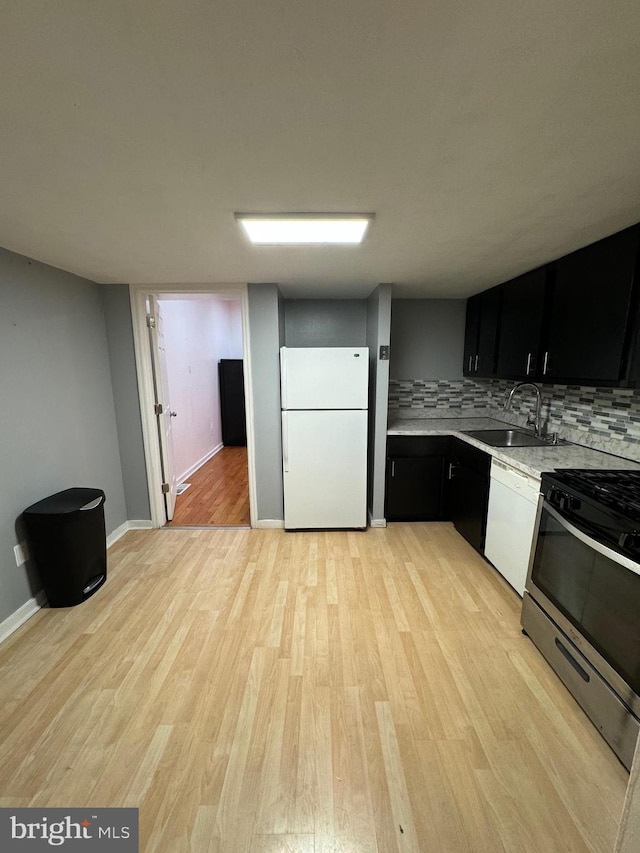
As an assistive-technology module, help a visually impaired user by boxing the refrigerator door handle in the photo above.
[280,348,288,409]
[282,411,289,473]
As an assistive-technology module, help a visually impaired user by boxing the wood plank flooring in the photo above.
[169,446,250,526]
[0,524,629,852]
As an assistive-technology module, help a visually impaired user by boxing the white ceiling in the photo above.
[1,1,640,298]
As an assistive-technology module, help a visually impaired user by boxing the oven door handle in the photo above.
[544,502,640,577]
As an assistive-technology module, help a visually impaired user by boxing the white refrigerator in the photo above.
[280,346,369,529]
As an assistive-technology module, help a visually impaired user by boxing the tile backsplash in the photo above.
[389,379,488,411]
[388,378,640,462]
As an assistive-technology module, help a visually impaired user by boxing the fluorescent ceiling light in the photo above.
[235,213,374,244]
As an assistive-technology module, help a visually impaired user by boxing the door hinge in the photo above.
[154,403,163,415]
[161,483,169,494]
[146,314,156,329]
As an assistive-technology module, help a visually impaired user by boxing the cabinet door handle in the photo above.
[448,462,456,480]
[526,352,532,375]
[474,354,479,372]
[542,351,549,375]
[468,356,472,373]
[391,460,395,478]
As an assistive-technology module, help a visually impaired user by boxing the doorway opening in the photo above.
[168,445,249,526]
[130,284,256,530]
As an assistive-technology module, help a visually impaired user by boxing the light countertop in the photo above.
[387,416,640,480]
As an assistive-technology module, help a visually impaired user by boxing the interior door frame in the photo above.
[129,282,257,529]
[147,295,179,521]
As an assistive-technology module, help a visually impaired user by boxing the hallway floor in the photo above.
[168,446,250,526]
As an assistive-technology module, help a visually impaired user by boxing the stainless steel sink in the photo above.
[462,429,550,447]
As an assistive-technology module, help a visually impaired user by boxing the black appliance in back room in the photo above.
[522,468,640,769]
[218,359,247,446]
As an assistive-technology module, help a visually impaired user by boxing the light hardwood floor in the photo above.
[0,524,629,852]
[168,447,250,527]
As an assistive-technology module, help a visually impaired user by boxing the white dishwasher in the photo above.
[484,459,541,596]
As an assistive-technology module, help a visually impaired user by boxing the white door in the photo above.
[282,409,367,529]
[280,347,369,410]
[148,296,178,521]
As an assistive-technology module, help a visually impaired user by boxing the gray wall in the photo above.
[284,299,367,346]
[390,299,465,379]
[366,285,392,523]
[248,284,284,522]
[0,248,128,624]
[102,285,150,520]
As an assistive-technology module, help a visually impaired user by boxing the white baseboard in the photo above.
[106,520,130,548]
[128,519,154,530]
[0,592,46,645]
[106,519,153,548]
[369,517,387,528]
[177,443,224,484]
[1,519,154,646]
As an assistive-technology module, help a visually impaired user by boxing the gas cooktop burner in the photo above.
[549,469,640,518]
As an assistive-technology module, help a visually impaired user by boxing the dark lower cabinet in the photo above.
[386,457,444,520]
[385,436,448,521]
[444,438,491,553]
[385,436,491,554]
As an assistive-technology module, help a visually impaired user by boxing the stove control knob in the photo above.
[548,488,564,508]
[619,531,640,554]
[551,490,581,512]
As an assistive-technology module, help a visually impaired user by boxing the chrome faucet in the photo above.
[505,382,543,437]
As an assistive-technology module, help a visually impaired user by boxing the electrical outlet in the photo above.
[14,541,28,567]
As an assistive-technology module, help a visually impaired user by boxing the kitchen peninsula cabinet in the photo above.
[385,436,449,520]
[444,438,491,553]
[495,268,547,379]
[463,285,502,378]
[385,436,490,545]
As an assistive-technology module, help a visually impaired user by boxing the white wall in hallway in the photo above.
[227,299,244,359]
[159,296,243,482]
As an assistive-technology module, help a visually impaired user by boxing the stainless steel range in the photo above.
[522,468,640,769]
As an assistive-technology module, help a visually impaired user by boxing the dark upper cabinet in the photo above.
[463,285,502,377]
[628,306,640,384]
[466,224,640,385]
[463,295,480,375]
[542,228,640,383]
[495,268,547,379]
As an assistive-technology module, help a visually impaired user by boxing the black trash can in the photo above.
[23,488,107,607]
